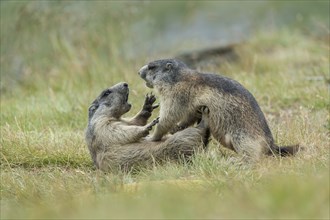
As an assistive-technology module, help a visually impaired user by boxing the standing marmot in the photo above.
[138,59,300,160]
[85,82,210,172]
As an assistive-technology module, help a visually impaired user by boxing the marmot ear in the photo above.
[89,104,98,112]
[88,102,99,118]
[165,62,173,71]
[90,99,99,108]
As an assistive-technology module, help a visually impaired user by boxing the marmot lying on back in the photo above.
[85,82,210,172]
[138,59,300,160]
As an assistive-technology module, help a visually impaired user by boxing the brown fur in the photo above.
[85,82,210,172]
[138,59,301,160]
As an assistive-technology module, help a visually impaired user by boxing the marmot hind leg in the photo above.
[230,133,268,161]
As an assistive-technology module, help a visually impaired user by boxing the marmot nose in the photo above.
[123,83,128,88]
[138,65,148,77]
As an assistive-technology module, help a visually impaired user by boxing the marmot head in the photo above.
[88,82,131,120]
[138,59,188,89]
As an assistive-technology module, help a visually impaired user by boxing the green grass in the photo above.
[1,1,329,219]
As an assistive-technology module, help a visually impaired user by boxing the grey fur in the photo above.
[138,59,300,160]
[85,82,210,172]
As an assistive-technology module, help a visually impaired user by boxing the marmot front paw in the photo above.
[143,93,159,112]
[146,117,160,131]
[197,106,210,129]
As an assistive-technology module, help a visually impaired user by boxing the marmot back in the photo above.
[138,59,300,160]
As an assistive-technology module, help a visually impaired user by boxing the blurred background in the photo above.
[1,0,329,94]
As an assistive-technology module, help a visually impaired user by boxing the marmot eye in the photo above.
[148,64,157,70]
[103,90,112,97]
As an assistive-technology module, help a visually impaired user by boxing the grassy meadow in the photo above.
[1,1,329,219]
